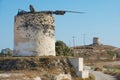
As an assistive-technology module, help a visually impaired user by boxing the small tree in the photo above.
[55,40,74,56]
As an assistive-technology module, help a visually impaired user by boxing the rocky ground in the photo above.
[0,56,94,80]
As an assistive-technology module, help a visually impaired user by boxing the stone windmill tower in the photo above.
[14,5,84,56]
[93,37,101,46]
[14,5,55,56]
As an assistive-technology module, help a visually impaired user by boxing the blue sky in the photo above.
[0,0,120,50]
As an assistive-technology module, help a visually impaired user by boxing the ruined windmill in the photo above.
[14,5,84,56]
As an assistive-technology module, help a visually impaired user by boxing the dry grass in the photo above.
[101,62,120,80]
[73,74,95,80]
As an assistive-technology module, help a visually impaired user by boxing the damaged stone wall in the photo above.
[14,13,55,56]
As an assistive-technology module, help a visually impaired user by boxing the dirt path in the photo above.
[84,66,117,80]
[90,70,117,80]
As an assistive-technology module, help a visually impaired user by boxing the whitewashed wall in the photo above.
[69,58,89,78]
[14,13,55,56]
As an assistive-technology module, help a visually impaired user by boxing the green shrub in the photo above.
[107,50,116,56]
[0,48,13,57]
[55,40,74,56]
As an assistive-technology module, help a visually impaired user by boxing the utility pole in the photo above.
[82,34,86,46]
[72,36,75,48]
[69,40,71,47]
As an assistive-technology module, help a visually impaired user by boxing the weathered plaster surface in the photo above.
[69,58,83,71]
[14,13,55,56]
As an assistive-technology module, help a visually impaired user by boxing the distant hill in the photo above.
[72,44,120,60]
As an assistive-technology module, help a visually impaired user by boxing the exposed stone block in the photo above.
[68,58,83,71]
[68,58,89,78]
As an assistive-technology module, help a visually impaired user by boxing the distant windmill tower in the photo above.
[93,37,101,46]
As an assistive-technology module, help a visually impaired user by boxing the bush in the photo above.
[0,48,13,57]
[55,40,74,56]
[107,50,116,56]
